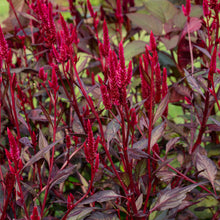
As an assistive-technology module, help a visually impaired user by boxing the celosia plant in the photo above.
[0,0,219,219]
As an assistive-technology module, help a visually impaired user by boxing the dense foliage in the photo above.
[0,0,220,219]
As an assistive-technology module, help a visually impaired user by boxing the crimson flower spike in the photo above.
[60,13,70,44]
[48,2,57,44]
[118,41,126,87]
[203,0,209,17]
[208,46,217,81]
[150,31,156,52]
[116,0,123,23]
[162,67,168,98]
[87,0,94,18]
[0,25,8,60]
[7,128,20,163]
[48,65,59,92]
[84,120,99,169]
[182,0,191,17]
[98,76,112,110]
[155,63,161,104]
[103,19,110,57]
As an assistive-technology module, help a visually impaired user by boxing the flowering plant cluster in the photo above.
[0,0,219,219]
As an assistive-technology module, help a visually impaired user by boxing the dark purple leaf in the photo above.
[128,148,149,160]
[49,165,77,190]
[39,129,50,165]
[184,69,204,98]
[196,153,217,190]
[105,118,120,143]
[153,94,169,124]
[81,190,121,205]
[151,182,204,211]
[166,137,180,154]
[19,137,33,148]
[22,139,62,171]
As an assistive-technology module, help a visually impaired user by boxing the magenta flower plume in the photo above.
[87,0,94,18]
[48,66,59,92]
[60,13,70,45]
[203,0,209,17]
[39,67,47,81]
[182,0,191,17]
[99,81,112,110]
[155,63,161,104]
[116,0,123,24]
[162,67,168,98]
[7,128,20,162]
[36,0,56,46]
[103,19,110,57]
[150,31,156,52]
[208,46,217,81]
[118,41,126,87]
[0,25,8,60]
[84,120,99,168]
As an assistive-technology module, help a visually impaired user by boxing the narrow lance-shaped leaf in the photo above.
[166,137,180,155]
[196,153,217,190]
[105,118,120,143]
[184,69,204,98]
[150,122,165,150]
[21,139,62,171]
[81,190,121,204]
[39,129,50,165]
[153,94,169,124]
[151,182,204,211]
[49,165,77,190]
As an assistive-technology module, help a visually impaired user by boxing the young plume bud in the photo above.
[30,207,40,220]
[87,0,94,18]
[67,193,74,209]
[39,67,47,81]
[48,65,59,92]
[150,31,156,52]
[182,0,191,17]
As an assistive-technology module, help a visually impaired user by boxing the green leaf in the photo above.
[127,13,163,35]
[160,35,179,50]
[105,118,120,143]
[135,159,147,180]
[124,40,146,60]
[144,0,178,23]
